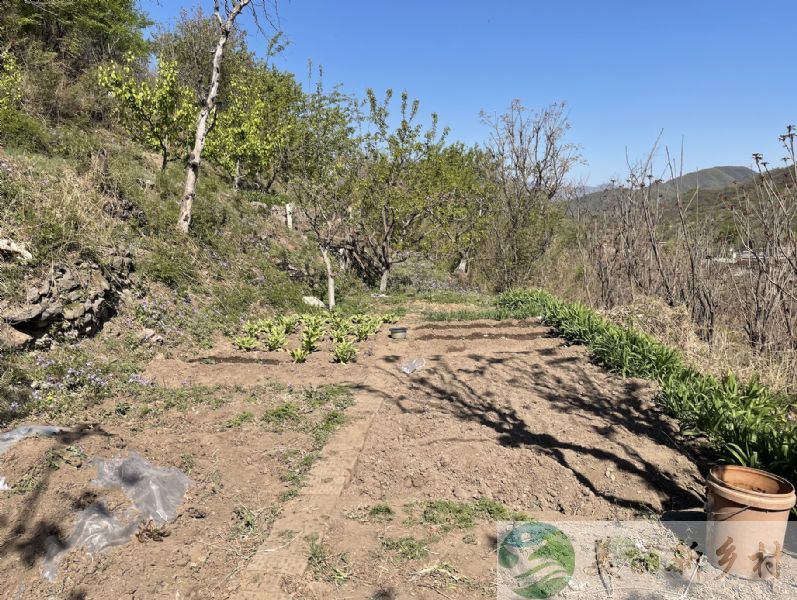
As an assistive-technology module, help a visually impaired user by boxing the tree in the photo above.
[359,89,447,291]
[422,143,494,275]
[206,64,303,189]
[177,0,262,233]
[1,0,149,73]
[98,58,195,170]
[290,83,360,308]
[481,100,581,289]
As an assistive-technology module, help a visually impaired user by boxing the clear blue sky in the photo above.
[140,0,795,185]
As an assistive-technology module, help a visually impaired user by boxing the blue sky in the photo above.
[140,0,795,185]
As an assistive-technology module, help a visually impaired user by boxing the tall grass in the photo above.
[497,289,797,485]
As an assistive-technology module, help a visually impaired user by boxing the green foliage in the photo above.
[499,289,797,484]
[382,536,429,561]
[0,108,50,152]
[419,498,531,531]
[290,346,309,363]
[332,339,357,363]
[206,65,302,184]
[232,335,259,351]
[0,53,23,111]
[265,325,287,351]
[98,58,194,168]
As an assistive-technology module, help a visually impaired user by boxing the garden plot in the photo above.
[0,382,355,599]
[142,317,711,598]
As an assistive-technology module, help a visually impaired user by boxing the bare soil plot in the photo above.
[2,318,709,598]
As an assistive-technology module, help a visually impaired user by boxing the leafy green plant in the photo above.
[290,346,309,364]
[265,325,287,351]
[302,323,325,352]
[333,339,357,363]
[233,335,259,351]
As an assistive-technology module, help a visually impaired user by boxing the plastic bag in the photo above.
[400,358,426,374]
[42,501,140,581]
[93,452,191,523]
[42,453,191,580]
[0,425,67,456]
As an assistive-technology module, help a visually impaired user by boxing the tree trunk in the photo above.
[160,147,168,171]
[454,252,469,274]
[233,159,241,189]
[320,247,335,309]
[177,1,249,233]
[285,203,293,230]
[379,267,390,293]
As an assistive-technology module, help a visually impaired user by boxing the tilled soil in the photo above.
[2,318,711,599]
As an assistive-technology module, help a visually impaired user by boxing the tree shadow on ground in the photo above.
[0,424,112,571]
[370,340,709,515]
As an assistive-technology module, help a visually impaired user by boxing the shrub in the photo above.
[0,108,51,152]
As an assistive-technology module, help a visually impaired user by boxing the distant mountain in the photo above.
[574,165,756,214]
[668,166,755,190]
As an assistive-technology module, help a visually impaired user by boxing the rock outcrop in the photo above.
[0,248,133,348]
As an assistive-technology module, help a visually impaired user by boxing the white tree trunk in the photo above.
[177,1,250,233]
[285,203,293,230]
[379,268,390,293]
[321,247,335,309]
[455,253,468,274]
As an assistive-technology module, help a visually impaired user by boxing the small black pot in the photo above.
[389,327,408,339]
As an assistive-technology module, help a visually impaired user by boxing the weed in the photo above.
[44,445,85,470]
[9,473,40,495]
[261,402,302,427]
[381,535,429,560]
[307,534,352,585]
[369,503,394,522]
[232,505,258,538]
[419,498,531,530]
[224,411,254,428]
[180,453,195,475]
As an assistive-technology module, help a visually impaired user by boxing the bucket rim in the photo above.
[707,465,796,511]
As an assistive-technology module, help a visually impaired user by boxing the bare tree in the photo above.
[481,100,581,290]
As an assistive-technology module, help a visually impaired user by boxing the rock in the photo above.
[3,304,44,323]
[140,328,164,345]
[0,238,32,262]
[41,301,63,321]
[26,286,41,303]
[0,323,32,350]
[302,296,326,309]
[63,303,86,320]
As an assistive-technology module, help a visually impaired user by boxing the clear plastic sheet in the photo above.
[41,453,191,580]
[400,357,426,374]
[0,425,68,490]
[0,425,67,456]
[42,502,140,581]
[92,452,191,523]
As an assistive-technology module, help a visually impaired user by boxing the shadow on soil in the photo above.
[368,341,709,515]
[0,425,112,578]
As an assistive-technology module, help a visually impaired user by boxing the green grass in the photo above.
[500,289,797,485]
[381,535,429,560]
[415,498,532,531]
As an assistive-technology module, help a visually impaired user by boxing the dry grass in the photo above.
[603,296,797,395]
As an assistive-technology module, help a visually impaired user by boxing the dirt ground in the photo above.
[2,317,718,598]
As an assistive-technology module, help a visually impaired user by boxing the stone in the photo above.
[302,296,326,309]
[63,303,86,320]
[3,304,44,323]
[67,290,82,302]
[26,286,41,303]
[40,302,63,321]
[0,323,32,350]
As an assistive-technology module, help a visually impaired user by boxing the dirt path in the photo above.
[145,318,707,598]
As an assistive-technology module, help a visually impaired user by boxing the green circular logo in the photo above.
[498,522,575,599]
